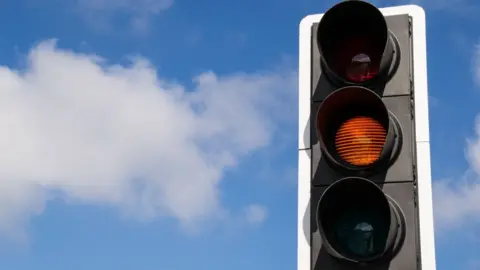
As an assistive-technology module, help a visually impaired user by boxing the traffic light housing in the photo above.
[297,1,436,270]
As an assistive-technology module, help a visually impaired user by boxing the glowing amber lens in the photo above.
[335,116,387,166]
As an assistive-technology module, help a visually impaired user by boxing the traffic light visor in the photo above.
[317,177,397,261]
[316,86,391,168]
[317,1,391,83]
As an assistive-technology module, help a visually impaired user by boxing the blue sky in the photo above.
[0,0,478,269]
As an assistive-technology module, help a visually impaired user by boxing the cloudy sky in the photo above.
[0,0,478,269]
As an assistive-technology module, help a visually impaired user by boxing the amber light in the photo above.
[335,116,387,166]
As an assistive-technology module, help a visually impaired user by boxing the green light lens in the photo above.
[332,208,390,259]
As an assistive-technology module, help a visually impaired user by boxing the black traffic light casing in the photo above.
[298,1,434,269]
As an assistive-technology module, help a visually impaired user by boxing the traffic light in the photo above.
[297,1,437,270]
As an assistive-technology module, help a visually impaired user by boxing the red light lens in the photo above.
[333,36,382,82]
[317,1,390,83]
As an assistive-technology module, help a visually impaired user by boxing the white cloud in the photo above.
[432,174,480,230]
[0,39,296,237]
[78,0,172,12]
[244,204,268,226]
[75,0,173,32]
[474,43,480,87]
[432,43,480,231]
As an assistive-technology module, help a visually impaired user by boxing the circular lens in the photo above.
[335,37,380,82]
[318,178,398,262]
[347,52,373,82]
[335,116,387,166]
[333,208,390,259]
[317,1,391,83]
